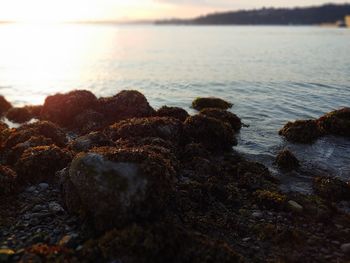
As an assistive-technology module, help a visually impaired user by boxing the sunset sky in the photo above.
[0,0,349,22]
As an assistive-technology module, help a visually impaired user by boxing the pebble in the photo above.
[340,243,350,254]
[288,200,303,213]
[25,186,36,193]
[48,202,65,213]
[242,237,251,242]
[252,211,263,218]
[38,183,49,191]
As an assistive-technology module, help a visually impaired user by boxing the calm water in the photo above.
[0,24,349,192]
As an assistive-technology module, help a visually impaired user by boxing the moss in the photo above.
[192,97,233,111]
[156,106,190,122]
[254,190,286,210]
[279,120,323,144]
[317,107,350,137]
[313,176,350,201]
[200,108,242,132]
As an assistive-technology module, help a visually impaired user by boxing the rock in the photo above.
[106,117,183,144]
[41,90,98,127]
[61,146,175,232]
[275,149,300,171]
[183,114,237,151]
[288,200,303,213]
[97,90,155,124]
[318,107,350,137]
[15,145,72,184]
[25,186,36,193]
[254,190,286,210]
[200,108,242,132]
[48,202,64,213]
[279,120,323,144]
[68,131,114,153]
[156,106,189,122]
[2,121,67,150]
[0,248,15,262]
[313,176,350,201]
[38,183,49,191]
[252,211,263,218]
[340,243,350,254]
[192,97,233,111]
[73,110,106,134]
[0,165,17,195]
[5,107,32,123]
[0,121,8,132]
[0,95,12,116]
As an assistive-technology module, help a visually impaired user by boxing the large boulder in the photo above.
[0,95,12,116]
[275,149,300,171]
[192,97,232,111]
[5,105,43,124]
[16,145,72,184]
[61,146,175,232]
[200,108,242,132]
[183,114,236,151]
[0,165,17,195]
[106,117,183,144]
[279,120,323,144]
[97,90,155,124]
[156,106,189,122]
[41,90,98,127]
[313,176,350,201]
[318,108,350,137]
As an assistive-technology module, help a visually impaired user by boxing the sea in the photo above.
[0,23,349,193]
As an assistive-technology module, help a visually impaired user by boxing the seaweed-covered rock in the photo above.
[275,149,300,171]
[5,136,54,165]
[97,90,155,123]
[2,121,67,150]
[41,90,98,127]
[90,224,244,263]
[5,107,32,123]
[192,97,233,111]
[184,114,236,151]
[254,190,287,210]
[0,165,17,195]
[200,108,242,131]
[156,106,189,122]
[74,110,106,134]
[279,120,323,144]
[68,132,114,153]
[318,108,350,137]
[0,95,12,116]
[313,176,350,201]
[106,117,183,144]
[16,145,72,184]
[61,146,175,232]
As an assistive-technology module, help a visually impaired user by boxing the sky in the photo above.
[0,0,349,22]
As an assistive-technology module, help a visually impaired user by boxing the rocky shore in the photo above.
[0,90,349,262]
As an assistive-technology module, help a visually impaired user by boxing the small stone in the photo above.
[242,237,251,242]
[48,202,64,213]
[38,183,49,191]
[252,211,263,218]
[25,186,36,192]
[341,243,350,254]
[288,200,303,213]
[32,204,46,212]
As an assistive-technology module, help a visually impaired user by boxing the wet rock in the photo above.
[97,90,155,124]
[41,90,98,127]
[5,107,32,123]
[313,176,350,201]
[318,107,350,137]
[279,120,323,143]
[68,131,114,153]
[48,201,64,213]
[2,121,67,150]
[0,165,17,195]
[16,145,72,184]
[184,114,236,151]
[156,106,189,122]
[61,146,175,232]
[192,97,233,111]
[340,243,350,254]
[0,95,12,116]
[86,223,244,263]
[275,149,300,171]
[106,117,183,144]
[200,108,242,131]
[38,183,49,191]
